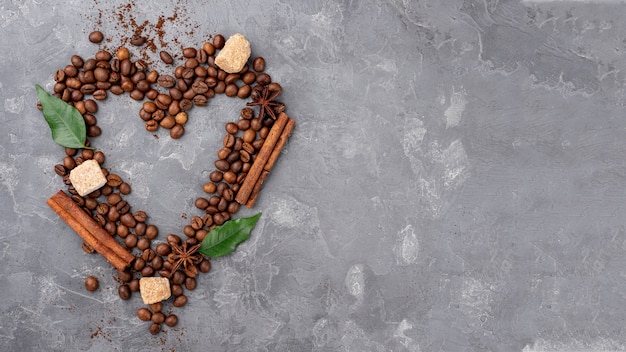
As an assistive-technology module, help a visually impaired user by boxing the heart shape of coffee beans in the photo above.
[46,32,292,335]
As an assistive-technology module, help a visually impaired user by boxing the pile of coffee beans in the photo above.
[44,30,285,335]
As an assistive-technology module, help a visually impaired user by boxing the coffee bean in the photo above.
[228,201,240,214]
[133,258,146,271]
[203,182,217,194]
[71,55,84,68]
[191,81,208,94]
[171,284,183,297]
[170,124,185,139]
[181,47,196,58]
[88,31,104,43]
[150,302,163,313]
[252,138,265,151]
[85,197,98,210]
[237,85,251,99]
[146,225,159,239]
[217,198,228,212]
[116,224,129,238]
[136,238,150,251]
[137,308,152,321]
[160,51,173,64]
[214,81,226,94]
[171,271,185,285]
[179,99,193,111]
[135,60,148,71]
[142,248,156,262]
[157,75,175,88]
[141,266,154,277]
[130,35,146,46]
[225,83,238,97]
[118,284,131,300]
[96,203,109,215]
[226,151,240,164]
[116,200,130,214]
[222,188,235,201]
[130,89,144,100]
[95,50,112,61]
[119,182,131,195]
[193,95,208,107]
[195,197,209,210]
[54,164,67,176]
[121,212,137,227]
[242,72,256,86]
[184,58,199,69]
[213,34,225,49]
[190,216,203,230]
[215,160,230,171]
[252,56,266,72]
[151,312,166,324]
[151,256,163,271]
[199,259,211,273]
[117,47,130,60]
[145,120,158,132]
[185,277,197,291]
[173,295,188,307]
[133,210,148,223]
[149,323,161,335]
[256,73,271,86]
[164,314,178,327]
[107,193,122,206]
[85,276,99,291]
[223,134,235,148]
[225,122,239,135]
[203,42,215,55]
[156,243,171,256]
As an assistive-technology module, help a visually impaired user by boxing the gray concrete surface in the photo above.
[2,0,626,351]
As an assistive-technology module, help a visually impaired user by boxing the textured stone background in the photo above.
[2,0,626,351]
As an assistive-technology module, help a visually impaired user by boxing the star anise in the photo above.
[167,242,203,278]
[246,83,284,121]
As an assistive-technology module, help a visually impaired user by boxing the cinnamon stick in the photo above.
[263,117,296,173]
[245,170,270,208]
[47,190,134,270]
[236,112,289,205]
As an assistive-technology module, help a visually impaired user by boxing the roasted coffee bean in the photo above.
[203,42,215,55]
[217,198,228,212]
[170,124,185,139]
[146,71,159,83]
[171,284,183,296]
[141,266,154,277]
[133,210,148,222]
[151,312,165,324]
[149,323,161,335]
[92,213,106,227]
[110,85,124,95]
[160,116,175,129]
[250,118,262,131]
[214,81,226,94]
[233,137,243,151]
[236,119,251,131]
[117,47,130,60]
[88,31,104,43]
[83,113,97,126]
[213,34,225,49]
[130,89,144,100]
[182,47,197,58]
[156,243,171,256]
[64,64,79,78]
[146,88,158,100]
[120,213,137,227]
[157,74,175,88]
[203,182,217,194]
[54,69,66,82]
[227,201,240,214]
[119,182,131,195]
[131,71,146,84]
[222,188,235,201]
[174,111,188,125]
[125,234,138,248]
[183,225,195,237]
[191,81,208,94]
[137,237,151,251]
[85,197,98,210]
[128,278,139,292]
[181,67,194,80]
[149,302,163,313]
[209,171,223,183]
[142,248,156,262]
[199,259,211,273]
[185,277,197,291]
[151,256,163,271]
[173,294,187,307]
[164,314,178,327]
[223,134,235,148]
[252,56,266,72]
[116,200,130,214]
[242,71,256,85]
[95,50,112,62]
[196,228,208,241]
[160,51,173,64]
[130,35,146,46]
[100,186,113,197]
[96,203,109,215]
[179,98,192,111]
[230,160,243,173]
[208,196,221,206]
[71,55,84,68]
[118,269,132,282]
[135,60,148,72]
[190,216,203,230]
[225,122,239,135]
[103,221,115,235]
[145,120,158,132]
[152,109,165,122]
[184,58,199,69]
[137,308,152,321]
[117,224,129,238]
[85,276,99,291]
[54,164,67,176]
[217,147,231,160]
[256,73,271,86]
[165,234,180,245]
[133,258,146,271]
[195,197,209,209]
[107,174,123,187]
[193,95,208,107]
[171,271,185,285]
[215,159,230,171]
[216,182,228,196]
[259,126,270,139]
[118,284,131,300]
[146,225,158,239]
[136,80,151,92]
[107,193,122,206]
[213,212,225,225]
[226,151,240,164]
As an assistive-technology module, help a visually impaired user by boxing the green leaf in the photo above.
[35,84,90,149]
[199,212,262,258]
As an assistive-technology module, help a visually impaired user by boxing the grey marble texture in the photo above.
[2,0,626,351]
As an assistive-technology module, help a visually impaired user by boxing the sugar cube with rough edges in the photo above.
[139,277,171,304]
[215,33,251,73]
[68,159,106,197]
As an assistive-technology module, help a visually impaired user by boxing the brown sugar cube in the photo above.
[68,159,107,197]
[214,33,251,73]
[139,277,171,304]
